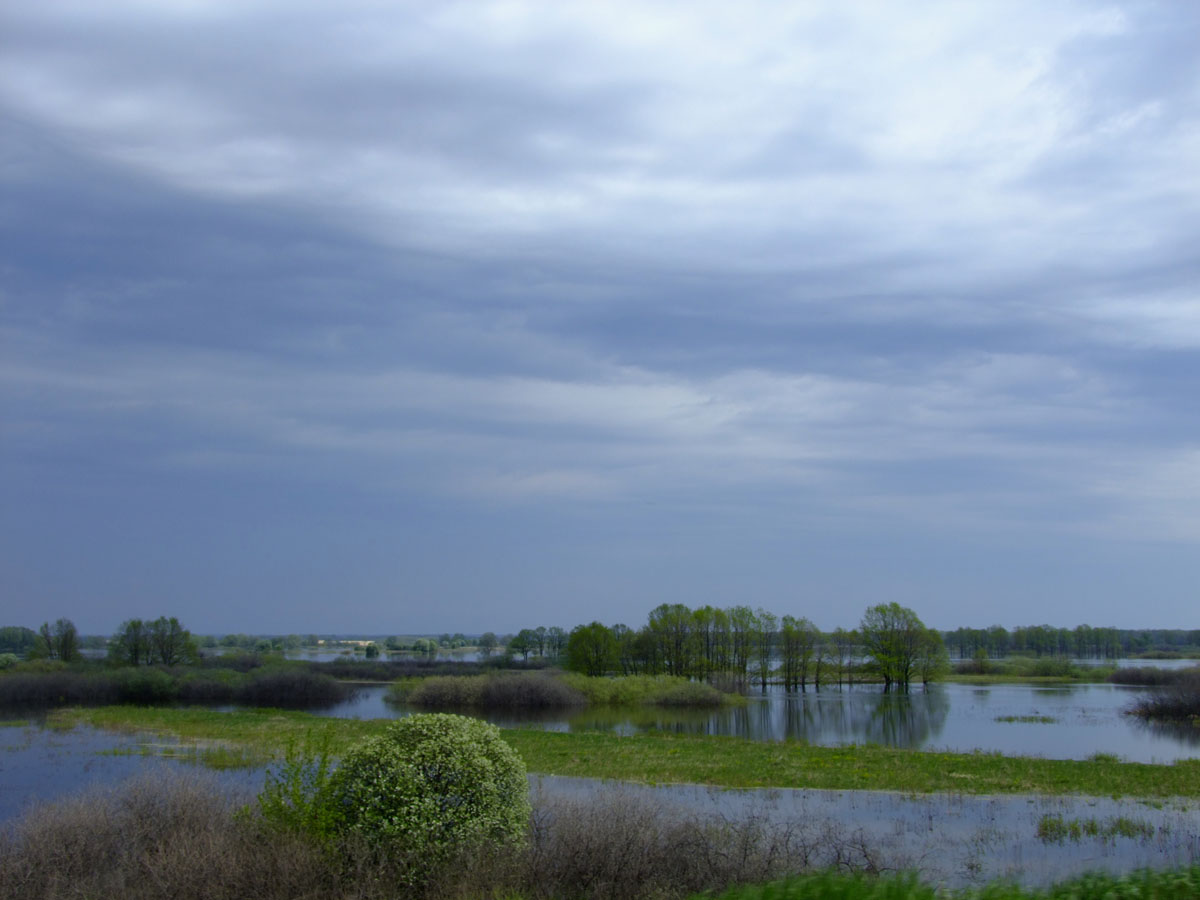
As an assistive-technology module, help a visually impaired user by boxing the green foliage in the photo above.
[566,621,618,676]
[0,653,18,670]
[255,732,340,839]
[0,625,38,654]
[1036,814,1156,843]
[558,672,730,707]
[327,714,529,881]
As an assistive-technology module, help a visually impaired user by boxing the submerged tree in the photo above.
[859,603,930,692]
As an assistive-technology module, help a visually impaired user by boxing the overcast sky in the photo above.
[2,1,1199,636]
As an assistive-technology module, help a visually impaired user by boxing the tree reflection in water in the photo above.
[557,684,950,748]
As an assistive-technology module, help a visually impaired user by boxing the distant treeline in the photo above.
[944,625,1200,660]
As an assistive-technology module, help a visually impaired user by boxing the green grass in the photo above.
[1035,813,1157,843]
[699,867,1200,899]
[46,705,1200,798]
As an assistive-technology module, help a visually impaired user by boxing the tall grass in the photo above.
[558,672,728,707]
[399,672,587,710]
[395,671,731,710]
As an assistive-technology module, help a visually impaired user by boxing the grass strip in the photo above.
[700,866,1200,899]
[47,705,1200,798]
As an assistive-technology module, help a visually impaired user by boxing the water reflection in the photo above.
[315,681,1199,762]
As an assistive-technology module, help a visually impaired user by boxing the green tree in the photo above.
[751,608,777,691]
[0,625,38,655]
[546,626,567,658]
[109,618,151,666]
[829,627,858,687]
[565,621,618,676]
[646,603,693,677]
[727,605,756,678]
[148,616,197,666]
[34,618,79,662]
[508,629,538,661]
[915,628,950,685]
[858,602,928,692]
[364,642,380,659]
[478,631,498,657]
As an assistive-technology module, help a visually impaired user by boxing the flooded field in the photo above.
[2,722,1197,889]
[316,681,1200,763]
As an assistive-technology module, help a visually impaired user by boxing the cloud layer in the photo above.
[3,1,1199,632]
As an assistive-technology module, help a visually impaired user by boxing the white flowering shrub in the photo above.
[328,713,530,868]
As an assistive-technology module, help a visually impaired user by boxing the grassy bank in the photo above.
[703,868,1200,900]
[48,706,1200,797]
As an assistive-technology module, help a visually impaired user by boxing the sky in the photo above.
[2,1,1199,636]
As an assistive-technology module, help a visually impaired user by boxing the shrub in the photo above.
[1129,672,1200,720]
[327,713,530,883]
[401,672,586,710]
[234,669,349,708]
[0,653,18,670]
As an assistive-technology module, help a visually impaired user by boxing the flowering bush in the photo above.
[328,714,530,868]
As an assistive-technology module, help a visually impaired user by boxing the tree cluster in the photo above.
[108,616,199,666]
[559,602,947,691]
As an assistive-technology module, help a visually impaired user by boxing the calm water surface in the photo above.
[316,681,1199,763]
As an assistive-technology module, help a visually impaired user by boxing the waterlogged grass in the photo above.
[1035,813,1158,843]
[994,715,1057,724]
[700,867,1200,900]
[47,706,1200,797]
[557,672,735,707]
[390,671,737,709]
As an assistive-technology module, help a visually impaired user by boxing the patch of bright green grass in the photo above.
[46,706,1200,798]
[1036,813,1158,843]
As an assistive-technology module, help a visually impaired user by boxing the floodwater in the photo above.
[1,722,1196,889]
[313,681,1200,763]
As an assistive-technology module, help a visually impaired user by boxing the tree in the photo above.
[751,608,777,691]
[0,626,37,655]
[778,616,820,691]
[109,618,151,666]
[830,627,858,687]
[364,642,380,659]
[148,616,197,666]
[858,603,929,692]
[34,618,80,662]
[646,603,693,677]
[565,621,618,676]
[508,629,538,661]
[728,605,756,678]
[546,626,567,658]
[915,628,950,686]
[478,632,498,657]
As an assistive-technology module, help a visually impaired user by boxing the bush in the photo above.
[1128,672,1200,720]
[326,713,530,883]
[401,672,586,710]
[234,668,349,708]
